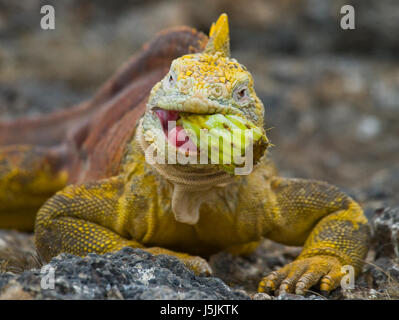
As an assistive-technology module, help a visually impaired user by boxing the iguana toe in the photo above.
[181,255,213,276]
[258,255,344,295]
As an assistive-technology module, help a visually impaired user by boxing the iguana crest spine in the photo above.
[205,13,230,57]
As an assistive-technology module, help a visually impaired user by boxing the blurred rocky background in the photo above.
[0,0,398,299]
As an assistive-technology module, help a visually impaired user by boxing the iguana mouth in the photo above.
[153,108,197,153]
[154,95,242,116]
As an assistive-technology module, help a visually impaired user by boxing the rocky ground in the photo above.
[0,0,398,299]
[0,207,398,300]
[0,247,250,300]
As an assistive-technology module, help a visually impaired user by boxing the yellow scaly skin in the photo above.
[6,14,371,295]
[0,145,68,231]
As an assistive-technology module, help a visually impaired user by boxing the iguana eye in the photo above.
[233,84,250,105]
[164,70,177,89]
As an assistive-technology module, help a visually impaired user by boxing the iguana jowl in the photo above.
[0,14,370,295]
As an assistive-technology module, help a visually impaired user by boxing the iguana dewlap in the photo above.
[0,14,370,295]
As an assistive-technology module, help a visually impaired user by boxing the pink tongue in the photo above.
[155,109,197,152]
[155,109,179,128]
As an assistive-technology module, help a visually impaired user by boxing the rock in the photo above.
[0,272,13,290]
[371,207,399,259]
[209,240,300,294]
[0,280,33,300]
[0,248,249,300]
[358,256,399,299]
[369,257,399,288]
[277,293,324,300]
[209,251,269,293]
[0,230,40,273]
[251,292,272,300]
[363,169,399,208]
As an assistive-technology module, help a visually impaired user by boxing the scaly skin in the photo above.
[0,145,68,230]
[2,14,370,295]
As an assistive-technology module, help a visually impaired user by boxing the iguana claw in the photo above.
[258,255,345,295]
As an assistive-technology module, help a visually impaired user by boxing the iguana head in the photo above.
[140,14,268,175]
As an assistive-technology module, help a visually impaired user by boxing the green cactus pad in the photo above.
[178,113,268,173]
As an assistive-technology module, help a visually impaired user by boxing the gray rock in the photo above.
[371,207,399,259]
[252,292,272,300]
[0,230,40,273]
[369,257,399,288]
[0,247,249,300]
[277,293,325,300]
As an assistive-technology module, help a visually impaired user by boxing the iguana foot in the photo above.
[258,255,344,295]
[181,255,213,276]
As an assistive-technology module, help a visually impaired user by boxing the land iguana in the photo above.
[0,14,370,295]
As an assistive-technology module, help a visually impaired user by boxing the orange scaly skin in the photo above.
[0,15,370,295]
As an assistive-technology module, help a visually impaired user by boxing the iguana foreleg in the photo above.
[259,177,370,295]
[34,176,211,275]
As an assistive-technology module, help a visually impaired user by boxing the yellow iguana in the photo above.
[0,14,370,295]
